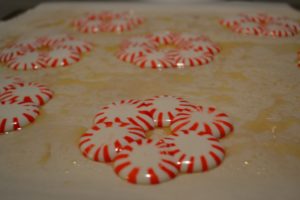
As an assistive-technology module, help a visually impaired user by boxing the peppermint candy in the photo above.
[233,21,264,35]
[116,45,152,63]
[264,23,296,37]
[45,47,81,67]
[113,139,179,184]
[163,131,225,173]
[54,39,93,54]
[135,50,175,69]
[0,82,54,106]
[79,122,146,162]
[149,31,175,45]
[0,101,39,134]
[170,105,234,139]
[42,34,74,47]
[13,38,44,50]
[0,46,27,63]
[168,49,214,67]
[184,39,221,55]
[72,11,143,33]
[117,31,220,69]
[220,13,300,37]
[143,95,194,127]
[94,99,154,131]
[6,51,47,71]
[0,76,23,94]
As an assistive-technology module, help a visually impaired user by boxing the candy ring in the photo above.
[6,51,47,71]
[94,99,154,131]
[53,39,93,55]
[41,34,74,47]
[117,31,220,69]
[220,13,300,37]
[263,23,296,37]
[45,47,81,67]
[79,122,146,162]
[143,95,194,127]
[170,105,234,139]
[0,46,28,63]
[0,76,23,94]
[113,139,179,184]
[13,38,44,50]
[163,131,225,173]
[0,82,54,106]
[0,101,40,134]
[72,11,143,33]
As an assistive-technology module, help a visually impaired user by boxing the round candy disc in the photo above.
[264,23,296,37]
[143,95,194,127]
[219,15,248,28]
[277,18,300,33]
[103,18,134,33]
[134,50,175,69]
[94,99,154,131]
[79,122,146,162]
[170,105,234,139]
[116,45,152,63]
[13,38,44,50]
[149,31,175,45]
[42,34,74,47]
[185,39,221,55]
[0,46,27,63]
[168,49,213,68]
[0,76,23,94]
[77,20,105,33]
[0,101,40,134]
[163,131,225,173]
[233,21,264,35]
[6,51,47,71]
[54,39,93,54]
[0,82,54,106]
[45,47,81,67]
[113,139,179,184]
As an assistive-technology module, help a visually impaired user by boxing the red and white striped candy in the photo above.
[79,122,146,163]
[113,139,179,184]
[94,99,154,131]
[263,23,296,37]
[116,45,153,63]
[134,50,175,69]
[0,101,39,134]
[163,131,225,173]
[143,95,194,127]
[277,18,300,33]
[149,31,175,45]
[77,20,105,33]
[0,46,27,63]
[13,38,44,50]
[232,21,264,35]
[219,15,248,28]
[54,39,93,54]
[42,34,74,47]
[103,18,134,33]
[128,16,144,26]
[184,39,221,55]
[45,47,81,67]
[0,82,54,106]
[168,49,214,68]
[6,51,47,71]
[170,105,234,139]
[0,76,23,94]
[246,13,275,24]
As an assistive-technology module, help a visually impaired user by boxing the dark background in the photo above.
[1,0,299,20]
